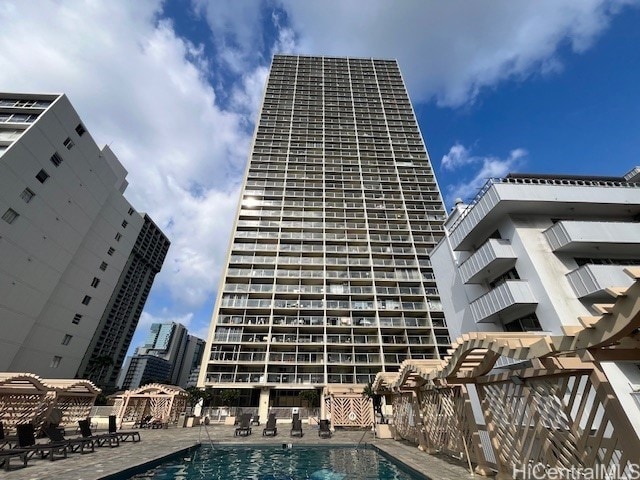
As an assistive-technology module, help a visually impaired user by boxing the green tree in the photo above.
[299,389,320,413]
[221,389,240,415]
[362,382,385,423]
[185,387,206,409]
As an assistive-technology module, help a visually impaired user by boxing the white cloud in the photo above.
[444,146,527,203]
[273,0,638,106]
[441,143,475,171]
[0,0,257,330]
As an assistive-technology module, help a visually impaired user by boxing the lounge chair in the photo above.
[136,415,153,428]
[78,419,119,448]
[108,415,141,442]
[0,422,16,449]
[234,413,252,436]
[291,418,303,437]
[0,447,29,471]
[318,419,332,438]
[251,415,261,426]
[15,423,67,461]
[44,426,95,454]
[262,413,277,436]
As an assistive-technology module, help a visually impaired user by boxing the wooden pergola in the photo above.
[374,268,640,478]
[115,384,188,427]
[0,373,100,432]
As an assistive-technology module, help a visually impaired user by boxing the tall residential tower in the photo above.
[0,92,169,386]
[199,55,448,410]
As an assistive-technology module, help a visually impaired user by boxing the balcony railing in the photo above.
[459,239,517,284]
[566,264,635,298]
[470,280,537,323]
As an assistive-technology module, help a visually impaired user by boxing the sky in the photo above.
[1,0,639,356]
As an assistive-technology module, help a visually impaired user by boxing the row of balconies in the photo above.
[217,314,442,329]
[212,331,441,345]
[219,298,433,311]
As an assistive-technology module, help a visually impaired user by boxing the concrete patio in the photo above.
[4,424,475,480]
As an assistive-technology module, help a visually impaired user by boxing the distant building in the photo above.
[118,354,171,391]
[118,322,204,389]
[0,92,169,386]
[431,166,640,437]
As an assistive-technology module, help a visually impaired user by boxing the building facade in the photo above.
[0,92,169,384]
[118,354,172,391]
[199,55,449,410]
[117,322,204,389]
[431,167,640,436]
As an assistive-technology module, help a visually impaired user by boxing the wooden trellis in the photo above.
[115,383,188,427]
[0,374,100,433]
[324,387,374,428]
[373,268,640,477]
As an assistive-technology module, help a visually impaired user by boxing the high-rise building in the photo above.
[430,167,640,437]
[0,92,169,385]
[199,55,448,411]
[117,322,205,389]
[118,354,172,391]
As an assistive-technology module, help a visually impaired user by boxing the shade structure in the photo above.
[0,373,100,432]
[114,383,188,427]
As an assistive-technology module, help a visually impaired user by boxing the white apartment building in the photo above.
[431,168,640,435]
[0,93,169,384]
[199,55,449,411]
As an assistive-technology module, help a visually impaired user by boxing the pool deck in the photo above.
[4,425,476,480]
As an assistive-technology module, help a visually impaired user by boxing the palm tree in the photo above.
[362,382,385,423]
[84,355,114,386]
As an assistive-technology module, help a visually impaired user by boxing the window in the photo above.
[72,314,82,324]
[63,137,74,150]
[107,247,115,256]
[90,277,100,288]
[121,220,128,228]
[62,334,73,346]
[99,262,108,271]
[2,208,19,224]
[20,188,35,203]
[81,295,91,305]
[75,123,86,136]
[36,169,49,183]
[128,207,134,215]
[50,152,63,167]
[50,356,62,368]
[115,233,122,241]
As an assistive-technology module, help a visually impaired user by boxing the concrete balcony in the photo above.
[566,264,635,298]
[458,239,517,284]
[446,178,640,251]
[470,280,537,323]
[544,221,640,254]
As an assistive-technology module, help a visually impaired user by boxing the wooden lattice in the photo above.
[0,374,99,433]
[418,385,484,463]
[115,383,188,426]
[325,393,373,427]
[391,392,420,444]
[373,270,640,476]
[478,367,640,478]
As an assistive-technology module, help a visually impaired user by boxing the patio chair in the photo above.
[234,413,252,436]
[16,423,67,461]
[262,413,277,437]
[318,419,332,438]
[78,419,119,448]
[251,414,261,426]
[0,447,29,471]
[44,425,95,454]
[108,415,141,442]
[290,418,303,437]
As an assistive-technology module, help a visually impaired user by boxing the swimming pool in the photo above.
[122,445,426,480]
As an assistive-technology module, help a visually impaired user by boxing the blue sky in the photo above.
[1,0,639,358]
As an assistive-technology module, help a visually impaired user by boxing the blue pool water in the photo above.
[125,445,424,480]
